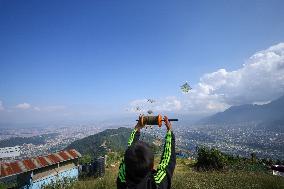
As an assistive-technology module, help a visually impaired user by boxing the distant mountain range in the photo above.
[199,95,284,132]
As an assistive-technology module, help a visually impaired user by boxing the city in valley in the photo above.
[0,125,101,160]
[1,123,283,161]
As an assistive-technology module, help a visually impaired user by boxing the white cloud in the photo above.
[0,101,4,111]
[129,43,284,115]
[13,103,65,112]
[16,103,31,110]
[183,42,284,113]
[33,107,41,111]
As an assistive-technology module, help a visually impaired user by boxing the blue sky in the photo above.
[1,0,284,124]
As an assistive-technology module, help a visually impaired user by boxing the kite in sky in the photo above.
[180,82,192,93]
[147,110,153,114]
[147,99,155,103]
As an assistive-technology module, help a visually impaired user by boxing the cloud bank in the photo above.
[15,103,31,110]
[129,43,284,115]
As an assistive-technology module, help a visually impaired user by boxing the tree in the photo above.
[195,146,228,171]
[79,154,93,164]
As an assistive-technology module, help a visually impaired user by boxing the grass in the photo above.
[73,167,117,189]
[69,158,284,189]
[172,159,284,189]
[2,158,283,189]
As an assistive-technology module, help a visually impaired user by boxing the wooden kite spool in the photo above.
[138,114,178,127]
[141,115,163,127]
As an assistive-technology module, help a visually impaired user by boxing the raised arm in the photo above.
[117,117,144,188]
[154,116,176,187]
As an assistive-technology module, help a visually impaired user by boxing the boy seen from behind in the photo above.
[117,115,176,189]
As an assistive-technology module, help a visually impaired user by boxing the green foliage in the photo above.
[79,154,93,164]
[195,146,228,171]
[0,183,7,189]
[0,182,17,189]
[106,152,122,166]
[66,127,133,157]
[195,147,271,173]
[74,168,117,189]
[149,143,161,155]
[66,127,156,158]
[226,155,268,172]
[42,177,76,189]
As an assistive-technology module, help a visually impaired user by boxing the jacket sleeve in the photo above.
[117,129,140,188]
[154,130,176,188]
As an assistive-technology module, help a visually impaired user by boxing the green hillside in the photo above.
[62,127,284,189]
[40,159,284,189]
[66,127,132,157]
[66,127,156,158]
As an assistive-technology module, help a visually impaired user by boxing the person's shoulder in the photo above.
[148,170,157,181]
[149,172,159,189]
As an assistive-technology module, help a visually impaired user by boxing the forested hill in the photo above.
[66,127,155,157]
[66,127,131,156]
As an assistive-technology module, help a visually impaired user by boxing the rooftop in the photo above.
[0,149,81,178]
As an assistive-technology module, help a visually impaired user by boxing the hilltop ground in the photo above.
[72,159,284,189]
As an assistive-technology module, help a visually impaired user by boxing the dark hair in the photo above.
[125,141,154,181]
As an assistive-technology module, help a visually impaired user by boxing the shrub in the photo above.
[0,183,7,189]
[42,177,76,189]
[79,154,93,164]
[195,146,228,171]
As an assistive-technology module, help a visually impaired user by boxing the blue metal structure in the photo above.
[21,166,79,189]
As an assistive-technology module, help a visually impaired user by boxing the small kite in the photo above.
[147,110,153,114]
[180,82,192,93]
[147,99,155,103]
[135,106,141,111]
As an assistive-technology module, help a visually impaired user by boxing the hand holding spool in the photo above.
[136,114,178,130]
